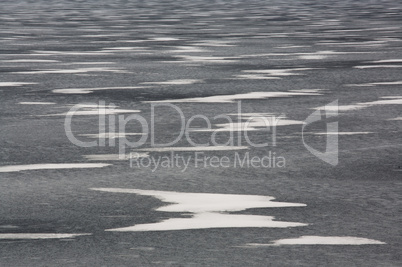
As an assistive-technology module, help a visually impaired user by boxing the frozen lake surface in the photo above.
[0,0,401,266]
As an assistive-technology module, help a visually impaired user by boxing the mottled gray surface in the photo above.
[0,0,401,266]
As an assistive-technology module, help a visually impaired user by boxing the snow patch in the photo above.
[0,163,111,173]
[243,236,385,246]
[90,188,307,232]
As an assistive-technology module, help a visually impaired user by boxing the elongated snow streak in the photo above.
[0,82,36,87]
[313,96,402,112]
[243,236,386,246]
[19,102,55,105]
[84,153,149,161]
[0,163,111,173]
[52,86,148,94]
[146,89,323,103]
[0,233,91,239]
[133,146,249,152]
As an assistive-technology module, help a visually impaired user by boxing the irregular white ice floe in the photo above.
[173,55,239,64]
[133,146,249,152]
[312,132,373,135]
[90,188,307,231]
[313,96,402,112]
[276,45,310,49]
[102,47,148,51]
[19,102,55,105]
[52,86,147,94]
[326,26,398,33]
[345,81,402,87]
[80,132,145,139]
[107,213,307,232]
[191,40,235,47]
[316,41,386,47]
[368,59,402,63]
[362,97,402,106]
[0,233,91,240]
[234,74,281,80]
[240,50,368,58]
[387,117,402,121]
[80,34,123,38]
[354,65,402,69]
[84,153,149,161]
[0,163,111,173]
[43,103,140,116]
[150,37,180,41]
[226,113,275,117]
[130,247,155,251]
[216,120,302,131]
[14,67,127,75]
[45,109,140,116]
[381,96,402,98]
[192,113,302,132]
[168,46,209,53]
[298,55,328,60]
[242,68,316,76]
[1,59,59,63]
[236,68,319,79]
[57,62,117,65]
[118,40,148,43]
[0,82,37,87]
[141,79,202,85]
[243,236,385,246]
[31,50,112,56]
[147,89,323,103]
[315,104,364,112]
